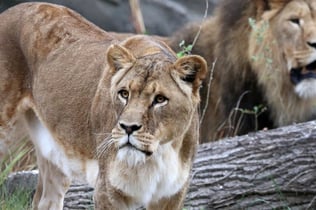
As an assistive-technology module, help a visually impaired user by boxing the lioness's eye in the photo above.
[118,90,129,99]
[153,95,168,105]
[289,18,300,25]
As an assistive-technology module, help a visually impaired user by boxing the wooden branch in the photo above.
[129,0,145,34]
[4,121,316,209]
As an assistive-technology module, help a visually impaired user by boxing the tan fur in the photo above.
[0,3,207,209]
[168,0,316,142]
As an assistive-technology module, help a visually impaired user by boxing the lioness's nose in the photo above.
[119,122,142,135]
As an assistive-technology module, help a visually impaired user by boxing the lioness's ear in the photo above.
[174,55,207,95]
[107,44,135,73]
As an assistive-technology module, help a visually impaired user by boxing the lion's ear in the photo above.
[254,0,289,14]
[107,44,135,73]
[174,55,207,95]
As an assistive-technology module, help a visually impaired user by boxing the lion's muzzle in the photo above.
[290,60,316,85]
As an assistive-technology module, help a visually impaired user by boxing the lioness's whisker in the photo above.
[96,136,117,158]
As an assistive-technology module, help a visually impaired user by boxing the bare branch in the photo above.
[191,0,209,49]
[200,58,216,125]
[129,0,146,34]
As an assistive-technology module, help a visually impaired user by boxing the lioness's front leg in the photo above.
[32,169,43,209]
[94,175,132,210]
[33,152,71,210]
[94,184,187,210]
[147,185,188,210]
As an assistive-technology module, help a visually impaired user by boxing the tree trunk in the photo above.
[5,121,316,209]
[186,120,316,210]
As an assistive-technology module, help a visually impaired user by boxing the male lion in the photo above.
[169,0,316,141]
[0,3,207,209]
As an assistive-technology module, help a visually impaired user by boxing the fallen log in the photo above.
[187,120,316,210]
[4,120,316,209]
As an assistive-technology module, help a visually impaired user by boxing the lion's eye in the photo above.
[118,90,129,99]
[289,18,300,25]
[153,95,168,105]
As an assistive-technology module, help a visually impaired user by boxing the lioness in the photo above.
[169,0,316,141]
[0,3,207,209]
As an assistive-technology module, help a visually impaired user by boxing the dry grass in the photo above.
[1,138,36,173]
[0,137,34,210]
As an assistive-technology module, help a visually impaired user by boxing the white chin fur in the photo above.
[295,79,316,99]
[117,147,146,167]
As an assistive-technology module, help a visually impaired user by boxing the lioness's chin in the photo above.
[294,79,316,99]
[117,147,147,167]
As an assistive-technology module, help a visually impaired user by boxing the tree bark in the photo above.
[5,121,316,209]
[186,120,316,210]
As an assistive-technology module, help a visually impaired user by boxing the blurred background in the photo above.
[0,0,218,36]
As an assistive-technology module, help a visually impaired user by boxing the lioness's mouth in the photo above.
[290,60,316,85]
[119,142,153,156]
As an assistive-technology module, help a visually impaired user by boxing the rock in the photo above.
[4,170,37,195]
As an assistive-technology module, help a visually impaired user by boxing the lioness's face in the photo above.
[106,41,206,166]
[271,0,316,98]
